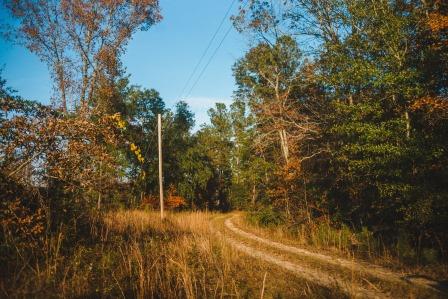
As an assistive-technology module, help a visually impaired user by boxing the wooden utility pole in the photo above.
[158,114,164,219]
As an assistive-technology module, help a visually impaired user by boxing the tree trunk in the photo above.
[405,110,411,139]
[304,178,311,224]
[97,193,101,210]
[56,63,67,113]
[285,190,291,219]
[278,129,289,164]
[251,184,257,206]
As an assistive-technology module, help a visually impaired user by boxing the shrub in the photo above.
[248,206,285,227]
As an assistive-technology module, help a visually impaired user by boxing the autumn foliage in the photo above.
[166,186,187,209]
[140,186,186,210]
[0,198,45,251]
[412,96,448,113]
[428,13,448,33]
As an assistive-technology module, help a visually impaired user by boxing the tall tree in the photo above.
[232,0,448,248]
[2,0,161,112]
[234,35,320,165]
[234,35,323,216]
[229,98,272,208]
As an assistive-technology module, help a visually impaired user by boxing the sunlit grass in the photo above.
[1,209,337,298]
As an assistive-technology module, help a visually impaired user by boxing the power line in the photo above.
[178,0,238,99]
[184,0,249,99]
[184,25,233,99]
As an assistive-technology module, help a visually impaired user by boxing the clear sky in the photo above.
[0,0,248,128]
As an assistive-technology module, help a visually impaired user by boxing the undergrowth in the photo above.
[246,207,448,279]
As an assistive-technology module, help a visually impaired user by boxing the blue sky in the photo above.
[0,0,248,128]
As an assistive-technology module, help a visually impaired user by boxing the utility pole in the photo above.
[158,114,164,220]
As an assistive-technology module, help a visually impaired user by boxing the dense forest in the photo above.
[1,0,447,297]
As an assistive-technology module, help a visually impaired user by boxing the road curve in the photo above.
[213,214,444,298]
[212,215,388,298]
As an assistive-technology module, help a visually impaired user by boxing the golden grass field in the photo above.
[2,209,446,298]
[2,210,342,298]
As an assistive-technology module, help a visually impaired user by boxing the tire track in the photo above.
[211,216,387,298]
[223,215,443,295]
[214,229,383,298]
[225,217,403,284]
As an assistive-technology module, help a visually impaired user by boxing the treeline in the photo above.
[210,0,448,260]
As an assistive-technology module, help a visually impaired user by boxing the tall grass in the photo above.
[1,210,337,298]
[1,211,231,298]
[245,209,447,278]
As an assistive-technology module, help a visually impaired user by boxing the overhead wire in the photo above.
[178,0,238,99]
[184,0,248,99]
[184,26,233,99]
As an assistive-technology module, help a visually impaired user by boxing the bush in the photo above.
[248,206,285,227]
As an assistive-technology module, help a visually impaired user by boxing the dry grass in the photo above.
[1,209,339,298]
[104,210,211,236]
[241,212,448,282]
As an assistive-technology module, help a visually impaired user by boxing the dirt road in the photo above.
[213,214,445,298]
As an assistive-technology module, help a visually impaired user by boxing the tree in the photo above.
[200,103,234,210]
[232,0,448,251]
[1,90,127,233]
[164,101,195,189]
[177,134,214,209]
[229,98,272,208]
[2,0,161,112]
[234,35,323,216]
[235,35,321,162]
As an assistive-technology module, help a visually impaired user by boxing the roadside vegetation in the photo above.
[244,210,447,281]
